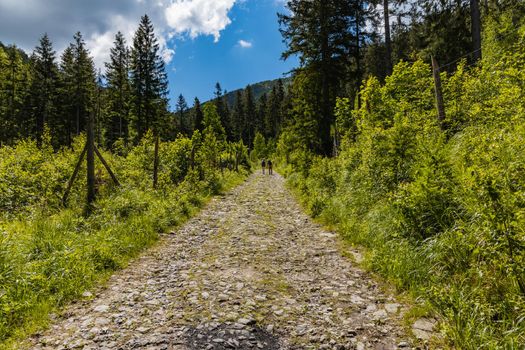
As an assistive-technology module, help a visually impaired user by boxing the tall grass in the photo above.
[279,16,525,349]
[0,130,248,348]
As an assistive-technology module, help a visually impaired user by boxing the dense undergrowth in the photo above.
[278,16,525,349]
[0,109,249,347]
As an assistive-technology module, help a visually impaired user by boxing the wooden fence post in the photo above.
[431,56,446,130]
[86,111,96,206]
[94,146,120,186]
[63,111,121,208]
[62,143,87,206]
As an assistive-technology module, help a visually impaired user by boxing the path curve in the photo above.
[28,173,411,350]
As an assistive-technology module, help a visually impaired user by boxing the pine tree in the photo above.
[0,45,31,144]
[266,86,280,138]
[29,34,59,144]
[130,14,169,141]
[275,79,285,134]
[231,90,244,142]
[243,85,256,147]
[256,93,267,135]
[105,31,131,147]
[176,94,188,135]
[73,32,96,136]
[214,82,224,114]
[203,103,226,141]
[221,93,232,140]
[383,0,393,75]
[193,97,204,132]
[413,1,472,69]
[349,0,377,104]
[214,82,231,138]
[56,32,96,146]
[279,0,358,155]
[95,69,104,145]
[0,47,8,144]
[58,45,76,145]
[276,79,285,104]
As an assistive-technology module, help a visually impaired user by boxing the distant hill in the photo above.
[220,77,292,108]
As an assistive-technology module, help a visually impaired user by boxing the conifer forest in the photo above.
[0,1,525,349]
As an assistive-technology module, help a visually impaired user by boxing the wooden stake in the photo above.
[431,56,446,130]
[62,142,87,206]
[153,135,159,189]
[86,111,96,205]
[94,146,120,186]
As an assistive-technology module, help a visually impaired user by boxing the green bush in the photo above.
[281,16,525,348]
[0,126,249,346]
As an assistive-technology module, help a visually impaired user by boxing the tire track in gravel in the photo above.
[27,173,412,350]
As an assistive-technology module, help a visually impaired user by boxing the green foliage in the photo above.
[251,132,267,161]
[283,20,525,347]
[0,45,32,144]
[60,32,97,145]
[0,128,248,346]
[202,103,226,142]
[104,31,131,147]
[130,15,169,142]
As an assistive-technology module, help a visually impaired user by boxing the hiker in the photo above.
[268,159,273,175]
[261,159,266,174]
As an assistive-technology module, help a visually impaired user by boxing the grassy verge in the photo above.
[281,149,525,349]
[276,23,525,347]
[0,129,250,348]
[0,169,247,349]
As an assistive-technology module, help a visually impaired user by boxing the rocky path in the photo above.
[28,173,414,350]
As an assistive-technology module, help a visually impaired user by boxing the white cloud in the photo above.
[0,0,239,70]
[84,15,134,69]
[238,39,252,48]
[162,47,176,63]
[86,31,115,71]
[164,0,236,42]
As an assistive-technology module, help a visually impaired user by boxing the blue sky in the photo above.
[167,1,298,105]
[0,0,298,109]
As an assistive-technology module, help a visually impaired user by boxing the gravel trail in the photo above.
[27,173,412,350]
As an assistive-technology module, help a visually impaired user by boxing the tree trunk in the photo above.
[320,0,332,156]
[384,0,392,76]
[355,0,362,109]
[76,106,80,135]
[471,0,482,62]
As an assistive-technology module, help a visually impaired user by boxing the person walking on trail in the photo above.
[261,159,266,174]
[268,160,273,175]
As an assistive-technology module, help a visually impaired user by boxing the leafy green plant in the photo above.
[280,16,525,348]
[0,127,249,347]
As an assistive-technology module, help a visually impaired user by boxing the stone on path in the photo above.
[412,318,437,340]
[26,173,413,350]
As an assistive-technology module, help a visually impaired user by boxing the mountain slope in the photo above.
[221,77,291,107]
